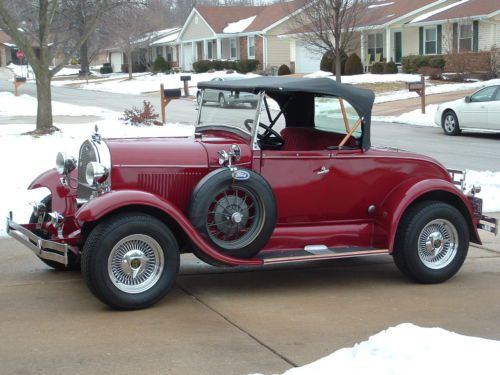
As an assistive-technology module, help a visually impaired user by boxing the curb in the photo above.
[470,243,500,254]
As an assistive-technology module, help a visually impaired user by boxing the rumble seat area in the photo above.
[280,127,357,151]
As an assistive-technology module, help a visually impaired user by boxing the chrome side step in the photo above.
[258,247,389,264]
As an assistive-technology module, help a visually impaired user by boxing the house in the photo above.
[0,29,16,67]
[177,0,306,71]
[107,28,181,73]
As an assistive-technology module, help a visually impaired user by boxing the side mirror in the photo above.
[465,96,471,103]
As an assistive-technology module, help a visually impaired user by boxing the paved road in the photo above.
[1,238,500,375]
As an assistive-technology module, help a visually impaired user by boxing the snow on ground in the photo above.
[373,104,439,127]
[251,323,500,375]
[60,71,260,95]
[0,92,193,236]
[304,72,422,85]
[466,171,500,213]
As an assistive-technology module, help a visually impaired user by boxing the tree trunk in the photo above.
[335,54,342,83]
[79,40,90,77]
[35,71,55,133]
[127,50,133,80]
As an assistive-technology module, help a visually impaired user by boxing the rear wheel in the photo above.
[442,111,461,136]
[219,93,226,108]
[393,201,469,283]
[81,213,179,310]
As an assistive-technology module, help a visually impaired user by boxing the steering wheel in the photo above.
[243,120,284,148]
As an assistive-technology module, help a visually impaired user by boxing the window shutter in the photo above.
[419,27,423,55]
[437,25,442,55]
[473,20,479,52]
[452,23,458,51]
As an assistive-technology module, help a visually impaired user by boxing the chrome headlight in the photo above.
[85,162,109,186]
[56,152,77,175]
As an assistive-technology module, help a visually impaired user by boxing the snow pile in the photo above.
[466,170,500,212]
[7,63,33,80]
[63,71,259,95]
[223,15,256,33]
[0,92,193,236]
[251,323,500,375]
[373,104,439,127]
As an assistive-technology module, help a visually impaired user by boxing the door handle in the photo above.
[317,166,330,175]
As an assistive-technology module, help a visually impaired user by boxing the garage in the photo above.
[110,52,123,73]
[295,42,323,74]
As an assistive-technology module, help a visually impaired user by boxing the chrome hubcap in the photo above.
[418,219,458,269]
[108,234,164,293]
[444,115,455,132]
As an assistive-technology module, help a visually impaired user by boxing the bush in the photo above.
[192,60,212,73]
[371,62,385,74]
[278,64,291,76]
[344,53,363,75]
[100,63,113,74]
[238,59,259,73]
[429,57,446,70]
[153,56,170,73]
[320,51,334,72]
[120,100,160,126]
[418,66,442,80]
[384,61,398,74]
[401,55,445,73]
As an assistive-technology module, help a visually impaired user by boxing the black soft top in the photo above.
[198,77,375,151]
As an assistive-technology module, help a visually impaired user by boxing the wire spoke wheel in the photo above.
[108,234,165,294]
[206,186,263,250]
[417,219,459,270]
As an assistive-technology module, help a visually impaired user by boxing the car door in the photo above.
[460,86,497,128]
[204,78,221,101]
[485,86,500,130]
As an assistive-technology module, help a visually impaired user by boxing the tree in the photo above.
[0,0,119,133]
[290,0,374,83]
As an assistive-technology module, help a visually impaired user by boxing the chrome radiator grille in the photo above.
[77,140,97,200]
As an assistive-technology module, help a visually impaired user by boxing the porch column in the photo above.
[203,40,208,60]
[216,38,222,59]
[360,32,366,72]
[385,27,392,62]
[179,43,184,69]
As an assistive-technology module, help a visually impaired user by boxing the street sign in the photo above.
[16,50,25,60]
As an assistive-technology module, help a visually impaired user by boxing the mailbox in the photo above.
[407,81,424,92]
[180,75,191,82]
[15,76,27,83]
[163,88,181,98]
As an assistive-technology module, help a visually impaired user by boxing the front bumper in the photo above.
[6,213,68,265]
[479,215,498,236]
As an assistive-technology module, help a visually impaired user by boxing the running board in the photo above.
[258,247,389,264]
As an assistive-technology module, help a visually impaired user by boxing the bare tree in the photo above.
[0,0,117,133]
[290,0,373,82]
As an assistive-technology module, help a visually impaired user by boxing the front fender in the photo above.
[379,178,479,252]
[76,190,262,266]
[28,168,76,213]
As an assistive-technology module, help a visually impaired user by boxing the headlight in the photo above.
[56,152,76,174]
[85,162,109,185]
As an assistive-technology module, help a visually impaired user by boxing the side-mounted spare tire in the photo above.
[189,168,277,259]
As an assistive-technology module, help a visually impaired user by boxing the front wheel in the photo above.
[393,201,469,284]
[219,94,226,108]
[81,213,179,310]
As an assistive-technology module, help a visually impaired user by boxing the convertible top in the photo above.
[198,77,375,150]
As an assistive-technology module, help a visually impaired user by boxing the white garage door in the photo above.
[110,52,123,73]
[295,43,322,74]
[183,43,194,71]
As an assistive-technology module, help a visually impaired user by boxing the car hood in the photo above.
[105,136,208,167]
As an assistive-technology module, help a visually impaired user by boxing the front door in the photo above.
[394,32,402,64]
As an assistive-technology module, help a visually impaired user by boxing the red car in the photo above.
[7,77,497,310]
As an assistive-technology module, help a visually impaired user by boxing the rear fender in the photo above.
[378,179,480,252]
[76,190,263,266]
[28,168,76,213]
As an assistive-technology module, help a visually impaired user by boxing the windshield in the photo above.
[197,89,261,135]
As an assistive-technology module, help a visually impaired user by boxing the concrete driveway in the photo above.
[1,236,500,375]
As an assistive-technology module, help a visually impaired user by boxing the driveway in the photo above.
[1,237,500,375]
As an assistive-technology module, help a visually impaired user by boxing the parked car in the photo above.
[7,77,497,310]
[435,85,500,135]
[196,76,259,108]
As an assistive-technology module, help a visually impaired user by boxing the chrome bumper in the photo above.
[6,212,68,265]
[479,215,498,236]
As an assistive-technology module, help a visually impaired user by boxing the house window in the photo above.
[459,23,472,52]
[156,46,163,58]
[230,38,237,59]
[166,47,172,62]
[424,27,437,55]
[367,33,383,61]
[248,36,255,59]
[207,40,213,59]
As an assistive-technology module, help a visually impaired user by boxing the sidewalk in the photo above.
[373,89,474,116]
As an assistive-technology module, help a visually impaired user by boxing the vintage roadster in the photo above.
[7,77,498,310]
